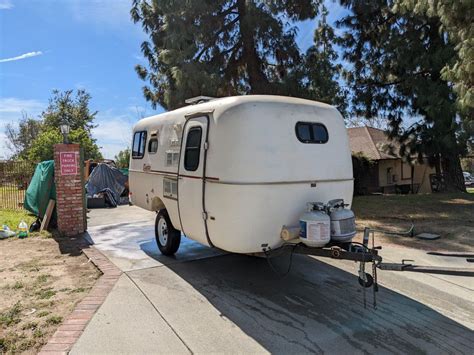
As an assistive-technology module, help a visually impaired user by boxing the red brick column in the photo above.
[54,144,86,236]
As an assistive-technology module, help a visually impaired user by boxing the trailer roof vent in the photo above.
[185,96,216,105]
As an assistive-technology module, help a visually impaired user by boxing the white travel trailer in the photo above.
[129,95,353,256]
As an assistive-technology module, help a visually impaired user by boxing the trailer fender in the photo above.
[151,196,166,211]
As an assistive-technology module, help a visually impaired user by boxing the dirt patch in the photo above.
[352,192,474,252]
[0,236,100,354]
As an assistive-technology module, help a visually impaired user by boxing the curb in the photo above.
[38,246,122,354]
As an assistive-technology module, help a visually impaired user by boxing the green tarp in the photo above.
[24,160,56,219]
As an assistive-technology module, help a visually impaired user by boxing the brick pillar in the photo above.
[54,144,86,236]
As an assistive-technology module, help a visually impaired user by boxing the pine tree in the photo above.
[394,0,473,115]
[337,0,467,191]
[130,0,323,110]
[304,5,347,113]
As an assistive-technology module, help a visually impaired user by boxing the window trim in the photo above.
[184,126,202,171]
[132,131,147,159]
[295,122,329,144]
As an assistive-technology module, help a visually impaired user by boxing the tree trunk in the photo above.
[237,0,270,93]
[441,153,466,192]
[434,154,441,175]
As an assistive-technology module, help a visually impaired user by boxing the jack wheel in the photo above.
[358,273,374,288]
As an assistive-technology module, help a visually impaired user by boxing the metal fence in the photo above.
[0,160,36,210]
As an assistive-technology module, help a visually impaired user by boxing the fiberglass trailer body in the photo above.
[129,95,353,255]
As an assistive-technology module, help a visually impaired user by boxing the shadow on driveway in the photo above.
[139,251,474,353]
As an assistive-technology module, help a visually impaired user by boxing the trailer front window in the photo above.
[132,131,147,158]
[184,127,202,171]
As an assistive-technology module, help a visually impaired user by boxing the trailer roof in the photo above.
[134,95,336,128]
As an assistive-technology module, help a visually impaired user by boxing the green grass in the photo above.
[0,302,22,327]
[0,209,36,230]
[35,288,56,300]
[35,274,50,284]
[45,315,63,325]
[0,209,51,238]
[36,311,51,318]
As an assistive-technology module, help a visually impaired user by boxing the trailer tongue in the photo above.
[263,225,474,309]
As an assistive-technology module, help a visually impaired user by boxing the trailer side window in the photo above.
[295,122,328,144]
[184,127,202,171]
[148,137,158,154]
[132,131,147,159]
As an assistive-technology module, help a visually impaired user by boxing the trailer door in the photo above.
[178,116,210,246]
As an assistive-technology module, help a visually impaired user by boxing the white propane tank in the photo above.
[299,202,331,247]
[327,199,357,243]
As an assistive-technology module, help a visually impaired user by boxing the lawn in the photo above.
[1,209,38,232]
[0,209,100,353]
[352,192,474,252]
[0,209,51,239]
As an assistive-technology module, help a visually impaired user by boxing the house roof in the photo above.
[347,126,400,160]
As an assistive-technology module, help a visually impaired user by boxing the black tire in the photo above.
[358,273,374,288]
[155,210,181,256]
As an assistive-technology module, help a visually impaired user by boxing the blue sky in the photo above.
[0,0,348,159]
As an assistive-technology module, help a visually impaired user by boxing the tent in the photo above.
[85,163,128,207]
[24,160,56,219]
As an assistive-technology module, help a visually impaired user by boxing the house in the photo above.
[347,126,435,194]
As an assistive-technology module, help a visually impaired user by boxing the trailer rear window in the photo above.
[132,131,147,158]
[295,122,328,144]
[184,127,202,171]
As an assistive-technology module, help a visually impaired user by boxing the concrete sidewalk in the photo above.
[71,207,474,354]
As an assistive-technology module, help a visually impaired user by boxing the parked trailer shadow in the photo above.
[138,248,474,354]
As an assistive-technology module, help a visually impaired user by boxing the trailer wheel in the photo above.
[155,210,181,256]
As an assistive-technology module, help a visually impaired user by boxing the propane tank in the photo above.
[327,199,356,243]
[299,202,330,247]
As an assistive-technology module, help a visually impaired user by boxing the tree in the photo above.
[5,113,42,159]
[42,89,98,133]
[337,0,467,191]
[303,5,347,113]
[114,148,130,169]
[27,128,102,162]
[131,0,324,110]
[4,89,103,162]
[394,0,473,115]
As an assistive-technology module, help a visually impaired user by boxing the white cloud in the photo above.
[0,51,43,63]
[93,109,140,158]
[93,117,133,143]
[0,98,45,159]
[99,142,130,160]
[0,0,13,10]
[0,97,45,122]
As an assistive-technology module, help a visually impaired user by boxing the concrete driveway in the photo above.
[71,205,474,354]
